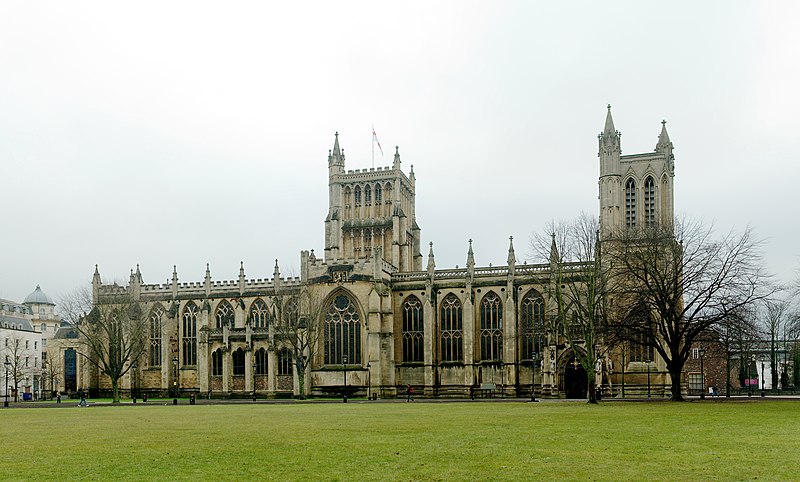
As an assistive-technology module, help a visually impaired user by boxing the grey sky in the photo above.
[1,1,798,303]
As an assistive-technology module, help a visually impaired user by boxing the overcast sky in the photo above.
[1,1,798,304]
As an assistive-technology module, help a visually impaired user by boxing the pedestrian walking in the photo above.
[406,384,414,402]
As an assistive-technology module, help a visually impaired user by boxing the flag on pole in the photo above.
[372,125,384,157]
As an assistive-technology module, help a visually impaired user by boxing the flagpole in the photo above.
[371,124,375,168]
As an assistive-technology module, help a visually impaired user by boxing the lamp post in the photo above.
[172,356,178,405]
[342,354,348,403]
[621,349,626,398]
[366,363,371,401]
[253,362,257,402]
[4,359,10,408]
[499,361,505,399]
[530,354,538,402]
[41,362,48,401]
[760,354,766,397]
[748,354,754,397]
[131,361,137,403]
[699,347,706,400]
[646,359,651,399]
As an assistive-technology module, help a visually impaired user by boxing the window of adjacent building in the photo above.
[215,300,234,329]
[182,302,198,366]
[34,341,38,350]
[480,292,503,362]
[278,349,293,376]
[440,294,463,363]
[644,176,656,226]
[629,332,655,363]
[625,178,637,227]
[688,372,704,391]
[232,348,245,376]
[520,290,545,362]
[255,348,268,375]
[323,294,361,365]
[26,340,29,349]
[150,305,164,367]
[401,296,424,363]
[41,323,47,332]
[692,347,699,359]
[250,299,270,328]
[211,349,223,376]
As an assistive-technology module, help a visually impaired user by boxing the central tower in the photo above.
[323,132,422,272]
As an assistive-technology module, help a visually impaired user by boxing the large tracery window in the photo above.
[324,294,361,365]
[215,300,234,329]
[440,294,463,363]
[250,299,270,328]
[625,178,637,227]
[182,302,198,366]
[480,292,503,362]
[211,349,223,376]
[149,305,164,367]
[520,291,545,362]
[401,296,424,363]
[644,176,656,227]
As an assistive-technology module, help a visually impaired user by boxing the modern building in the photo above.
[78,107,678,399]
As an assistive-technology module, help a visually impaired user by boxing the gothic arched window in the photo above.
[384,182,393,216]
[255,347,268,375]
[375,184,382,205]
[250,299,270,328]
[625,178,637,227]
[149,305,164,367]
[211,349,223,376]
[323,294,361,365]
[401,296,424,363]
[182,302,198,366]
[232,348,245,375]
[278,348,293,376]
[215,300,234,329]
[440,294,463,363]
[354,186,362,206]
[520,291,545,362]
[644,176,656,227]
[480,292,503,362]
[365,185,372,206]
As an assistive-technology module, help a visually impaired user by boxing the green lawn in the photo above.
[3,400,799,481]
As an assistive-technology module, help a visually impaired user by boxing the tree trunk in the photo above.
[112,378,120,403]
[588,379,598,404]
[297,367,306,400]
[668,366,684,401]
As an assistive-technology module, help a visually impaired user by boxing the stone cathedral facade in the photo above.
[67,107,676,399]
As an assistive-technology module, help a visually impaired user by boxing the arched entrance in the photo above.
[563,355,587,399]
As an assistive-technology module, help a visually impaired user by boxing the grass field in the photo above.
[3,399,799,481]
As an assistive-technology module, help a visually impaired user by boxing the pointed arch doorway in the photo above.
[563,355,588,399]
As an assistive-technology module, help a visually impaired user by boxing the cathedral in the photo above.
[56,107,677,399]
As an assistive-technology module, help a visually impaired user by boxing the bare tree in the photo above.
[762,299,791,389]
[42,356,61,399]
[59,286,148,403]
[712,305,761,397]
[272,287,325,399]
[531,213,615,403]
[2,332,33,402]
[607,219,774,401]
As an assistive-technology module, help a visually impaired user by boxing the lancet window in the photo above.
[232,348,245,376]
[255,348,268,375]
[182,302,198,366]
[149,305,164,367]
[323,294,361,365]
[480,292,503,362]
[354,186,362,206]
[215,300,234,329]
[401,296,424,363]
[520,291,545,362]
[277,349,293,376]
[625,178,637,227]
[440,294,463,363]
[250,299,270,328]
[644,176,656,227]
[375,184,382,205]
[365,185,372,206]
[211,349,223,376]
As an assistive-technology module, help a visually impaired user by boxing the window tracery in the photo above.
[644,176,656,226]
[149,305,164,367]
[250,299,270,328]
[480,292,503,362]
[440,294,463,363]
[520,291,545,361]
[625,178,637,227]
[182,302,198,366]
[323,293,361,365]
[215,300,234,329]
[401,296,424,363]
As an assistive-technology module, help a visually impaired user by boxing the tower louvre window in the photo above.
[625,178,637,227]
[644,176,656,226]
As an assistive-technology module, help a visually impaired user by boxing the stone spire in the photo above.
[171,265,178,299]
[238,261,246,295]
[328,131,344,174]
[598,104,621,177]
[204,263,211,297]
[273,259,281,291]
[549,233,560,264]
[655,119,674,160]
[507,236,516,266]
[393,145,401,169]
[426,242,436,275]
[466,239,475,270]
[92,264,101,302]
